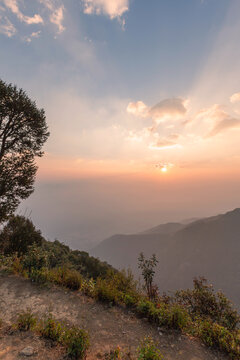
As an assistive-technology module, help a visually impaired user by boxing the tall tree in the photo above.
[0,79,49,222]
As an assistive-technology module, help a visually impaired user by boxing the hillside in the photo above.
[91,208,240,306]
[0,274,229,360]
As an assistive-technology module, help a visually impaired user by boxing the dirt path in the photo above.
[0,274,229,359]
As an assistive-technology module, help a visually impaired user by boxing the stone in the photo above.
[19,346,34,356]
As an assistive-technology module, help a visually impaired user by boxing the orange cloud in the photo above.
[230,92,240,103]
[82,0,129,19]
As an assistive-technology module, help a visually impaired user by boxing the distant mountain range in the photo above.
[91,208,240,307]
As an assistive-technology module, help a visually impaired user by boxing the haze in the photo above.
[1,0,240,249]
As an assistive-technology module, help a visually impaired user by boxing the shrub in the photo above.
[63,269,83,290]
[38,312,90,359]
[104,346,122,359]
[137,300,155,317]
[137,337,164,360]
[166,304,191,330]
[124,294,137,308]
[29,267,49,284]
[95,278,122,305]
[64,327,90,359]
[175,277,240,330]
[0,216,43,255]
[15,309,37,331]
[138,253,158,300]
[106,269,138,294]
[198,320,240,357]
[47,267,83,290]
[23,244,49,275]
[39,312,63,342]
[81,278,96,297]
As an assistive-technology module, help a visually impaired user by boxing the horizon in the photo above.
[1,0,240,249]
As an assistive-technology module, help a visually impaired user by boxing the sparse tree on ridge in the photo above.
[138,252,158,300]
[0,79,49,222]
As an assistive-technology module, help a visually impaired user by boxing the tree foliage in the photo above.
[0,215,43,255]
[138,252,158,300]
[0,79,49,221]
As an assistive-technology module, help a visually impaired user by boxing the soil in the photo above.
[0,273,230,359]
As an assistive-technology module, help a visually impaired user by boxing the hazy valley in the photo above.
[92,208,240,307]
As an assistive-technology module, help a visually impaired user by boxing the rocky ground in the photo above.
[0,273,230,359]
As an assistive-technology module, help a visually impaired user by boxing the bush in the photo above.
[0,216,43,255]
[137,300,155,317]
[175,277,240,330]
[104,346,122,359]
[136,300,190,330]
[63,269,83,290]
[15,309,37,331]
[95,278,122,305]
[64,326,90,359]
[39,313,90,359]
[137,337,164,360]
[198,320,240,358]
[23,244,49,274]
[81,278,96,297]
[166,304,191,330]
[39,312,63,342]
[124,294,137,308]
[47,267,83,290]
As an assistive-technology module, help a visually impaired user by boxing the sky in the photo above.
[1,0,240,249]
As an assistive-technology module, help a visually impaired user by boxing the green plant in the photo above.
[104,346,122,359]
[0,79,49,223]
[124,294,137,308]
[166,304,191,330]
[64,326,90,359]
[47,267,83,290]
[95,278,122,305]
[198,320,240,357]
[175,277,240,330]
[15,309,37,331]
[0,216,43,255]
[81,278,96,296]
[39,312,63,342]
[137,337,164,360]
[138,253,158,300]
[23,243,49,276]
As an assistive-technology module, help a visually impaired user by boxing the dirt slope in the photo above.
[0,274,229,359]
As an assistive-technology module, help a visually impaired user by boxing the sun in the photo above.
[161,166,168,173]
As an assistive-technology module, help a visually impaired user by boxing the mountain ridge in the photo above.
[91,208,240,307]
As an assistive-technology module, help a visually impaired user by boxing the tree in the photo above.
[0,79,49,221]
[0,215,43,255]
[138,252,158,300]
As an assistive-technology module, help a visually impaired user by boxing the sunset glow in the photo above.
[1,0,240,245]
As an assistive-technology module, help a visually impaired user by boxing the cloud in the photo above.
[208,117,240,137]
[230,92,240,103]
[49,5,64,32]
[149,134,182,150]
[3,0,43,24]
[24,30,41,43]
[195,104,240,137]
[40,0,65,33]
[149,98,188,124]
[127,97,188,124]
[82,0,129,19]
[126,101,149,117]
[0,15,16,37]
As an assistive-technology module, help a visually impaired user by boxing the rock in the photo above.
[19,346,34,356]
